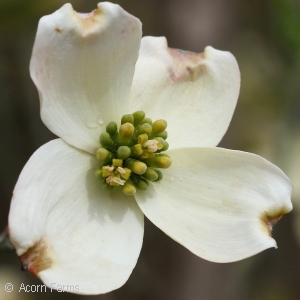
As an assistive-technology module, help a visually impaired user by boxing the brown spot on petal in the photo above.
[74,8,104,33]
[55,28,62,33]
[168,48,208,83]
[19,240,53,277]
[260,207,290,237]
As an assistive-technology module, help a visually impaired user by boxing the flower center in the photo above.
[95,111,171,195]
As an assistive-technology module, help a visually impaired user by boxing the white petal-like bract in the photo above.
[30,3,142,154]
[9,139,144,294]
[135,147,292,262]
[130,36,240,149]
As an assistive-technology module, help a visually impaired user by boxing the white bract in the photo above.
[9,2,293,295]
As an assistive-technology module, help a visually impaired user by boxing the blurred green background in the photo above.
[1,0,300,299]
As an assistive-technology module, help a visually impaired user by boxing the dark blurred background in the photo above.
[1,0,300,299]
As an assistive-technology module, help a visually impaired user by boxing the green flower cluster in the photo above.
[95,111,172,195]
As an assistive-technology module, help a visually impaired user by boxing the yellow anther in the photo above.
[102,166,113,177]
[138,133,148,145]
[112,159,123,167]
[120,168,131,180]
[141,152,155,159]
[131,144,143,155]
[157,142,163,150]
[153,137,166,150]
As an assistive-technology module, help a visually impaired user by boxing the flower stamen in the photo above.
[143,140,159,152]
[117,167,126,174]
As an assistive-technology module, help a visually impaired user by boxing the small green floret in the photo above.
[141,117,152,125]
[156,130,168,140]
[135,177,149,190]
[137,123,152,136]
[121,114,134,125]
[125,158,147,175]
[117,123,134,146]
[122,181,136,195]
[99,133,114,149]
[144,156,172,168]
[133,111,145,127]
[151,119,167,136]
[143,168,159,181]
[153,169,163,182]
[96,148,114,162]
[106,122,118,136]
[117,146,131,159]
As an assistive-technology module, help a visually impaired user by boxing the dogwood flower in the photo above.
[8,2,293,295]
